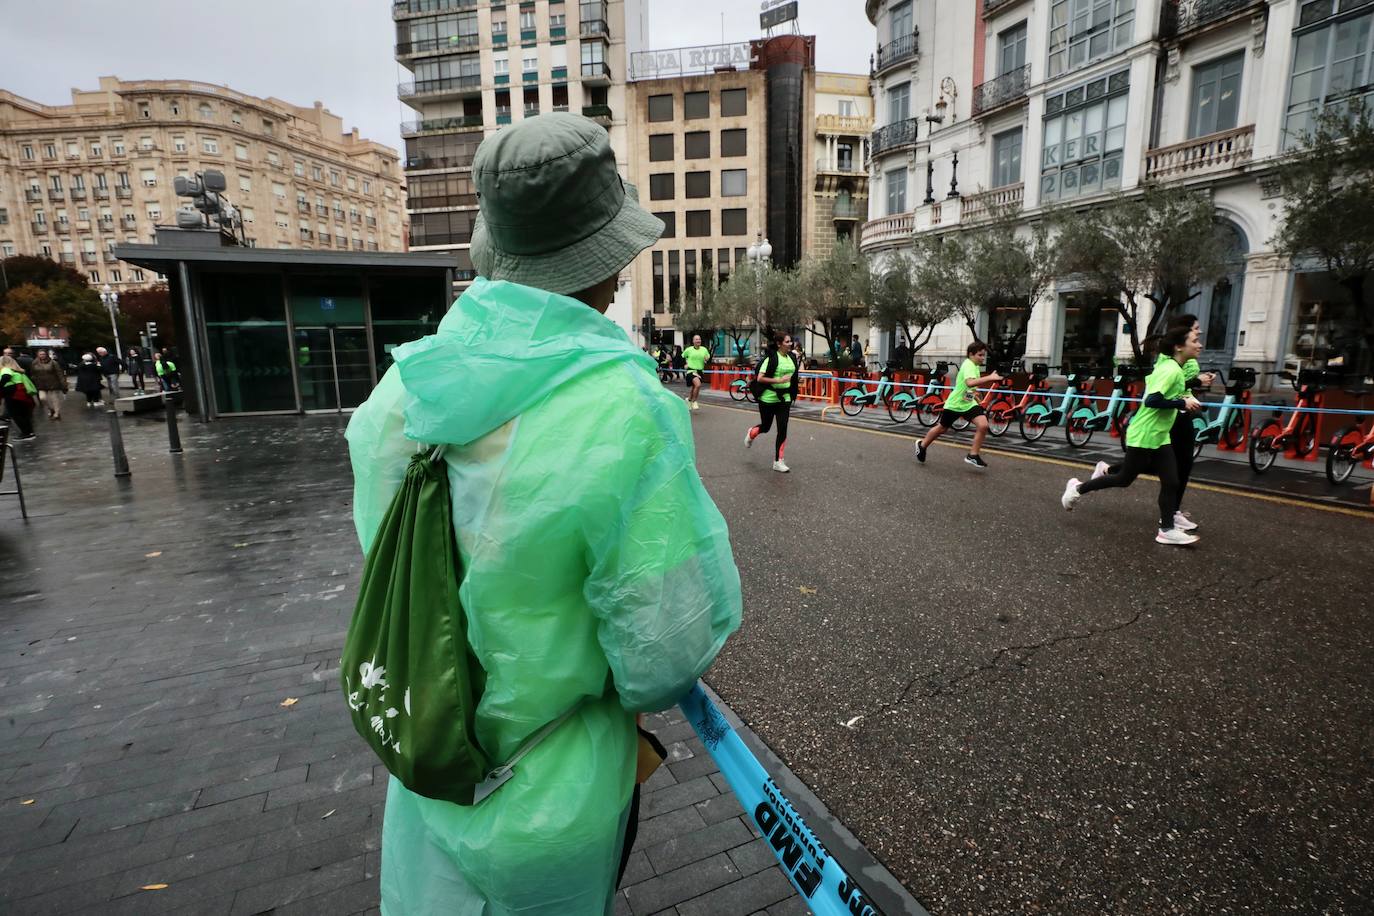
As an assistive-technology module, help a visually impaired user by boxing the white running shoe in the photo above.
[1172,511,1198,532]
[745,429,754,448]
[772,460,790,473]
[1156,527,1199,546]
[1061,478,1081,511]
[1092,461,1110,480]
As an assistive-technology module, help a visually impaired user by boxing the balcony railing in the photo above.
[316,204,330,216]
[59,252,76,264]
[405,153,474,170]
[960,182,1024,221]
[832,200,861,220]
[366,216,378,227]
[408,194,478,210]
[395,33,480,55]
[94,187,110,199]
[973,64,1031,117]
[31,221,47,234]
[870,118,919,157]
[859,212,914,253]
[874,31,919,74]
[398,74,482,99]
[116,186,132,198]
[401,115,484,137]
[816,158,862,174]
[1144,124,1254,181]
[1162,0,1267,39]
[392,0,475,16]
[582,104,613,123]
[24,189,42,202]
[81,252,98,264]
[580,18,611,39]
[581,61,612,83]
[48,189,65,201]
[816,113,873,136]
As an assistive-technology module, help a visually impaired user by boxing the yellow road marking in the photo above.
[702,401,1373,520]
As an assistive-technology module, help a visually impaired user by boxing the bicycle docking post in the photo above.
[164,393,183,454]
[106,408,131,478]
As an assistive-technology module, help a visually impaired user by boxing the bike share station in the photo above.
[115,228,457,419]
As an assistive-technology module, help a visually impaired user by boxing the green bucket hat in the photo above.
[470,112,664,295]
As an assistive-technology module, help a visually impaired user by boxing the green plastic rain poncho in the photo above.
[346,278,742,916]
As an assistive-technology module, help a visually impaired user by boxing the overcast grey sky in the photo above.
[0,1,874,155]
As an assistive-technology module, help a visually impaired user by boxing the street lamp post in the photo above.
[746,233,772,353]
[99,284,123,375]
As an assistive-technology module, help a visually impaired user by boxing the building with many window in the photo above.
[627,36,871,351]
[0,77,406,288]
[626,64,770,340]
[860,0,1373,376]
[395,0,649,304]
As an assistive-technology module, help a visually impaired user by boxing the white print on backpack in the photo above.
[345,658,405,754]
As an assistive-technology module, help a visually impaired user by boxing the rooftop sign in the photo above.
[630,43,753,80]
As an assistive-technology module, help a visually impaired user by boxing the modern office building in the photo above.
[627,35,872,350]
[395,0,649,321]
[625,61,770,342]
[0,77,407,289]
[860,0,1372,375]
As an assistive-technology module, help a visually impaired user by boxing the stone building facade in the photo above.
[0,77,406,289]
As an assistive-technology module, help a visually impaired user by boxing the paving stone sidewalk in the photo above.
[0,409,801,916]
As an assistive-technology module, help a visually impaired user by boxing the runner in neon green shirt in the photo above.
[682,334,712,412]
[915,341,1003,469]
[1090,314,1217,532]
[1062,323,1204,546]
[745,333,797,472]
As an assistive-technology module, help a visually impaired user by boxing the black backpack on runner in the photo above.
[750,351,779,400]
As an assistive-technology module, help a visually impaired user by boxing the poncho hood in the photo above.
[392,278,655,446]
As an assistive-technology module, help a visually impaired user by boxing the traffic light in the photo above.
[641,311,655,346]
[146,321,158,338]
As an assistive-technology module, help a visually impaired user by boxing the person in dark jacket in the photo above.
[75,352,105,408]
[95,347,124,403]
[127,348,148,394]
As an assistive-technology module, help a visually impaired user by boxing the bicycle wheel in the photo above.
[1294,415,1317,457]
[1019,403,1051,441]
[840,391,865,417]
[916,396,943,427]
[886,394,915,424]
[987,402,1013,437]
[1325,425,1362,484]
[1065,407,1096,448]
[1248,420,1283,473]
[951,413,971,431]
[729,380,747,402]
[1220,411,1246,451]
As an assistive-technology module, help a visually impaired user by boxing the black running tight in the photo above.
[1078,444,1179,530]
[753,399,790,460]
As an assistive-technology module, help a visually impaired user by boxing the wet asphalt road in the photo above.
[690,400,1374,915]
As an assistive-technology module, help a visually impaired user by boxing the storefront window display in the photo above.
[1059,291,1121,371]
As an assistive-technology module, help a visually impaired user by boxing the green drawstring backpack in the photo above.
[341,446,490,805]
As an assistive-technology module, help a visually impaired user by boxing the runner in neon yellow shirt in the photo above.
[744,333,797,472]
[915,341,1003,469]
[1061,323,1204,546]
[681,334,712,412]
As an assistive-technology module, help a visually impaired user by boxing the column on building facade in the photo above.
[1234,252,1291,369]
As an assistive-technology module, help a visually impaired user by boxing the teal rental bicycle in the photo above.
[840,362,914,422]
[1065,364,1146,448]
[1191,366,1255,458]
[1018,368,1092,441]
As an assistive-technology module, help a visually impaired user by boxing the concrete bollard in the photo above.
[165,393,183,454]
[107,408,131,478]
